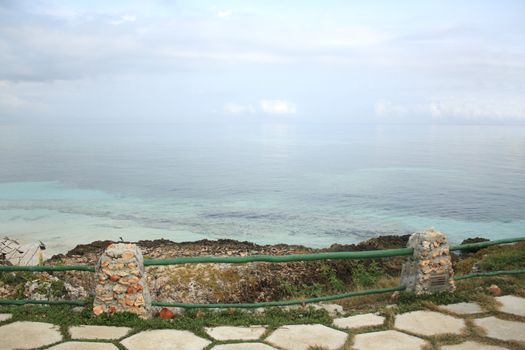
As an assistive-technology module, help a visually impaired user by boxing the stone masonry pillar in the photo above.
[93,243,151,318]
[400,229,455,294]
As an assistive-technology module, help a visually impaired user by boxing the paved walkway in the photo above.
[0,295,524,349]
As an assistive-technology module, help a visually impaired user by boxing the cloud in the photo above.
[223,102,255,114]
[216,9,232,19]
[375,96,525,121]
[110,14,136,26]
[260,99,296,115]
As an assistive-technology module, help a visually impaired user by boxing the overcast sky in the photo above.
[1,0,524,124]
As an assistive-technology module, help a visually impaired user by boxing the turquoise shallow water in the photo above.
[0,123,524,255]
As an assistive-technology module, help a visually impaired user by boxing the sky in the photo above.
[0,0,524,124]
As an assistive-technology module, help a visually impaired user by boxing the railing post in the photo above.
[93,243,152,318]
[400,229,455,294]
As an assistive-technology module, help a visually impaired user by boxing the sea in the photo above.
[1,122,524,255]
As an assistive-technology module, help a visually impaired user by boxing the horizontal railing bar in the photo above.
[151,285,406,309]
[450,237,525,251]
[0,299,87,306]
[0,265,96,272]
[453,269,525,281]
[144,248,415,266]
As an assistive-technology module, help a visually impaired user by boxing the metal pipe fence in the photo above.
[0,236,524,308]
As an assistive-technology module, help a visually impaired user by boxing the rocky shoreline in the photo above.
[2,235,485,304]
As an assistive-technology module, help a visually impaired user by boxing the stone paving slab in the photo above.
[440,341,508,350]
[47,341,120,350]
[0,321,63,350]
[0,313,12,322]
[473,316,525,343]
[211,343,278,350]
[266,324,348,350]
[205,325,266,340]
[333,313,385,329]
[439,302,484,315]
[121,329,211,350]
[352,330,427,350]
[70,325,132,340]
[496,295,525,317]
[395,310,466,336]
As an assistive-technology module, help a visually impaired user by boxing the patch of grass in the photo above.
[478,248,525,271]
[351,262,384,288]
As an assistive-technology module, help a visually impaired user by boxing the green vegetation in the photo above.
[351,262,384,288]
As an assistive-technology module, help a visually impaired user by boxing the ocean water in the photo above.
[0,123,524,255]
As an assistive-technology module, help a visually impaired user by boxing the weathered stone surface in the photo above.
[205,325,266,340]
[0,313,12,322]
[439,302,483,315]
[394,310,465,336]
[473,316,525,342]
[333,313,385,329]
[0,321,63,350]
[211,344,278,350]
[353,330,427,350]
[400,229,455,294]
[496,295,525,317]
[266,324,348,350]
[121,329,211,350]
[69,325,131,340]
[47,342,119,350]
[311,303,344,317]
[441,341,508,350]
[94,243,151,318]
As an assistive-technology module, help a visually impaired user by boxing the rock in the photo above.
[473,316,525,342]
[333,313,385,329]
[205,326,266,341]
[394,310,466,336]
[47,342,119,350]
[487,284,501,296]
[439,302,484,315]
[120,329,210,350]
[159,307,174,319]
[93,305,104,316]
[266,324,348,350]
[0,321,63,350]
[69,325,131,340]
[391,291,400,300]
[353,330,427,350]
[495,295,525,316]
[0,313,13,322]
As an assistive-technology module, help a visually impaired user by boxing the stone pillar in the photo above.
[400,229,455,294]
[93,243,151,318]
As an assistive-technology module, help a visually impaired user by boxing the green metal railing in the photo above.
[0,236,524,308]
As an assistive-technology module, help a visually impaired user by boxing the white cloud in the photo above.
[375,96,525,121]
[216,9,232,19]
[223,102,255,114]
[110,14,136,26]
[260,99,297,115]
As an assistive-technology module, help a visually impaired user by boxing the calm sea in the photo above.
[1,123,524,254]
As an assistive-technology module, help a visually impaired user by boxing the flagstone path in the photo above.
[0,295,524,350]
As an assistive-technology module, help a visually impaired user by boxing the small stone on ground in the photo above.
[352,330,427,350]
[205,326,266,340]
[440,341,508,350]
[121,329,211,350]
[70,325,131,340]
[473,316,525,343]
[266,324,348,350]
[395,310,465,336]
[211,343,278,350]
[0,321,63,350]
[496,295,525,317]
[333,313,385,329]
[0,313,12,322]
[47,342,119,350]
[439,302,483,315]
